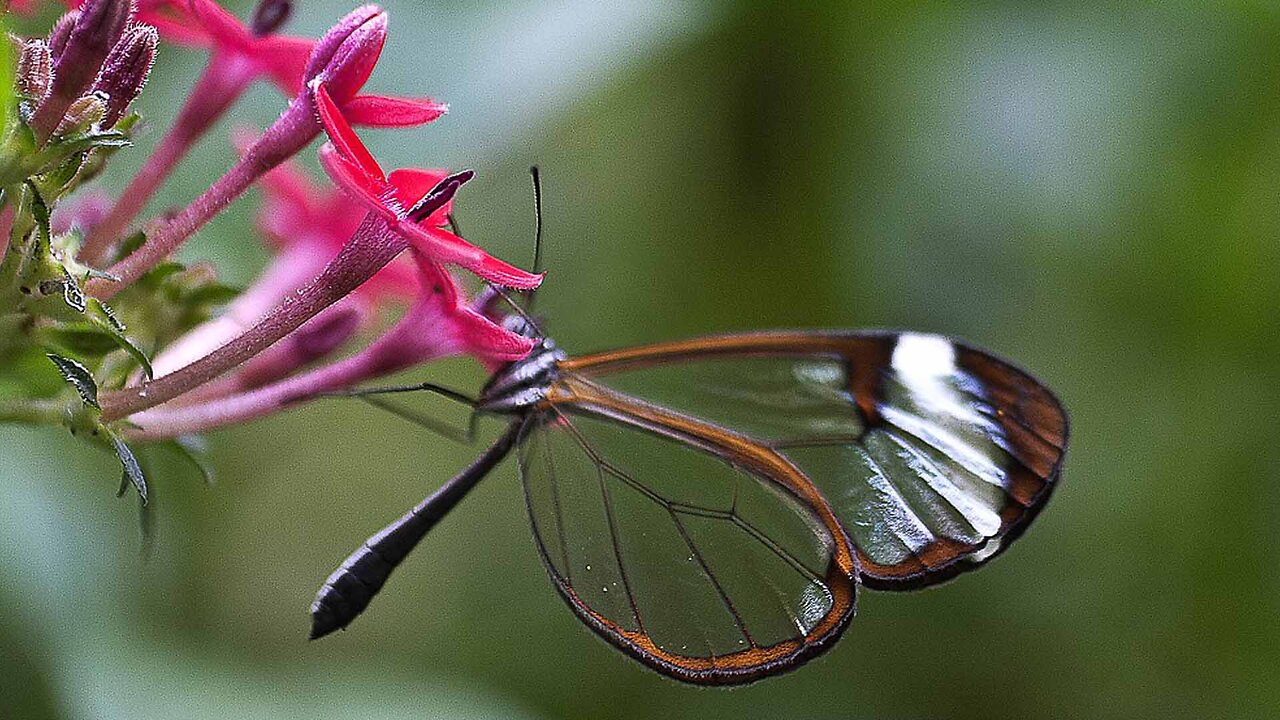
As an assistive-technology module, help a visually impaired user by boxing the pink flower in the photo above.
[178,0,314,93]
[359,252,537,373]
[301,5,448,128]
[314,81,542,289]
[251,142,417,304]
[126,251,534,439]
[85,5,447,286]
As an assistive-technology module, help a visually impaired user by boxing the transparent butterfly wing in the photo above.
[558,331,1068,588]
[517,400,858,685]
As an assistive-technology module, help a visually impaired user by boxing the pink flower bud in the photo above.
[91,24,159,127]
[33,0,136,140]
[303,5,386,104]
[47,11,79,58]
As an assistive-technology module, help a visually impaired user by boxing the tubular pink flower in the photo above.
[124,253,534,440]
[65,1,199,44]
[314,82,542,289]
[77,0,316,264]
[97,213,404,419]
[168,300,367,406]
[252,145,417,303]
[148,147,414,379]
[85,4,447,294]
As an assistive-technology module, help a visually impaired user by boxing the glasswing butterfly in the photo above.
[308,175,1069,686]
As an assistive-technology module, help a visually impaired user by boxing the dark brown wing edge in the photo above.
[519,379,861,685]
[560,329,1070,592]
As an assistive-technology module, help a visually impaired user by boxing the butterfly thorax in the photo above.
[478,338,567,414]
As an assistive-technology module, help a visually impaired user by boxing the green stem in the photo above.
[0,397,64,425]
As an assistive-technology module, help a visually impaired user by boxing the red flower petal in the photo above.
[410,255,463,309]
[188,0,249,49]
[457,310,538,361]
[313,81,385,186]
[387,168,449,216]
[253,35,316,94]
[399,224,544,289]
[312,9,386,103]
[317,144,397,223]
[341,94,449,128]
[406,255,536,362]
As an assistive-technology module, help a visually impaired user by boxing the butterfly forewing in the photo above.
[558,331,1068,589]
[518,399,857,684]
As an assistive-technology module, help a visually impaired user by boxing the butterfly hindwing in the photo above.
[517,388,858,685]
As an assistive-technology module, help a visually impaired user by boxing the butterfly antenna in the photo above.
[449,209,545,338]
[527,165,545,313]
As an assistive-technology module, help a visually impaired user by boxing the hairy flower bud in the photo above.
[47,11,78,58]
[303,5,385,103]
[56,92,107,135]
[91,24,158,127]
[33,0,135,140]
[17,39,53,101]
[249,0,292,37]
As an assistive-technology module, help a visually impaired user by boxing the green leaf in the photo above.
[38,317,154,378]
[37,324,125,356]
[90,298,125,333]
[168,435,216,487]
[86,299,152,379]
[181,283,241,306]
[46,352,99,408]
[108,431,148,506]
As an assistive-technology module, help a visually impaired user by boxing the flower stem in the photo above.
[125,344,378,440]
[96,216,406,420]
[79,55,254,266]
[85,95,320,299]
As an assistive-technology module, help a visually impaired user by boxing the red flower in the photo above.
[361,252,537,373]
[251,141,417,304]
[302,6,448,128]
[177,0,315,93]
[314,81,543,289]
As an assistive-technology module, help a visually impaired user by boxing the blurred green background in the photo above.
[3,0,1279,717]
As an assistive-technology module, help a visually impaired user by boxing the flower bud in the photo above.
[250,0,293,37]
[56,92,107,135]
[303,5,386,104]
[34,0,135,140]
[17,39,53,101]
[91,24,158,127]
[47,11,78,58]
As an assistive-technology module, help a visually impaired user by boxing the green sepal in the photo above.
[46,352,99,408]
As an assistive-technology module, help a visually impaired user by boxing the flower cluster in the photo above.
[0,0,541,508]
